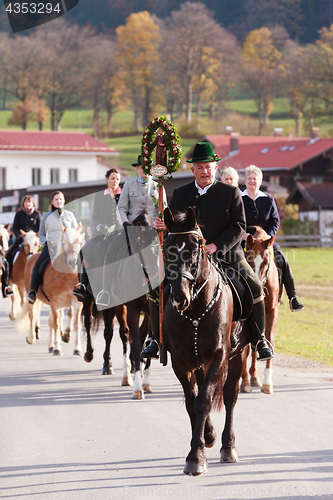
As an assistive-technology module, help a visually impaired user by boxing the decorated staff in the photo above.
[140,116,182,364]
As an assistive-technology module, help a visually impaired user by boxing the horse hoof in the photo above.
[73,350,81,356]
[9,314,16,321]
[251,377,262,387]
[26,336,34,345]
[61,335,70,344]
[84,352,93,363]
[102,367,115,375]
[183,460,207,476]
[35,327,40,340]
[261,384,273,394]
[53,349,62,356]
[122,377,133,386]
[240,383,251,393]
[142,384,152,393]
[220,447,238,463]
[132,390,144,400]
[49,347,53,353]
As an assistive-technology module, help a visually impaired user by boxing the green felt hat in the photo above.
[187,142,221,163]
[132,155,142,167]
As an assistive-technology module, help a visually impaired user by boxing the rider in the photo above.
[94,155,167,316]
[72,168,122,302]
[141,142,273,361]
[1,195,41,298]
[241,165,304,312]
[221,166,239,187]
[27,191,78,304]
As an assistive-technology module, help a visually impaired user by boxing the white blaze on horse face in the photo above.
[253,254,263,278]
[24,231,38,254]
[176,242,185,253]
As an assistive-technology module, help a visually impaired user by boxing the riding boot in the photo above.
[249,299,274,361]
[274,247,304,312]
[73,269,88,302]
[27,263,40,304]
[1,259,13,298]
[140,293,159,359]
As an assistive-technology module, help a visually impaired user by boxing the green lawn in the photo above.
[275,247,333,365]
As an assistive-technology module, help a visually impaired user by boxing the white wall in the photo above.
[0,152,109,190]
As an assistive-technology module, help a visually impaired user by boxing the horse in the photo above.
[240,226,281,395]
[162,207,251,476]
[82,212,154,399]
[8,230,40,321]
[16,222,85,356]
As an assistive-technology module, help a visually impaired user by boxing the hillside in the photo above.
[64,0,332,43]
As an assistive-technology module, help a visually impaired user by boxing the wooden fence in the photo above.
[275,234,333,248]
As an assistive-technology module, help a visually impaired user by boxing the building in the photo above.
[0,130,120,219]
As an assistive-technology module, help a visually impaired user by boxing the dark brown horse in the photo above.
[240,226,281,394]
[162,207,251,476]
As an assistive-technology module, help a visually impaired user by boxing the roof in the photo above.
[0,130,117,154]
[188,134,333,172]
[287,182,333,208]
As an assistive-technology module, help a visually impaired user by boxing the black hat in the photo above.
[186,142,221,163]
[132,155,142,167]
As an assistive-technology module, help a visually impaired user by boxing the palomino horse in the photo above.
[162,207,251,476]
[240,227,281,395]
[8,230,39,321]
[16,222,84,355]
[82,212,154,399]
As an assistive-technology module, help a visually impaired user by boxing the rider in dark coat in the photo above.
[141,142,273,361]
[241,165,304,312]
[1,195,41,298]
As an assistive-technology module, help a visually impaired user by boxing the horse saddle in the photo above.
[221,266,253,321]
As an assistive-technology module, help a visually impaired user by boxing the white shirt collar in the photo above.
[242,189,267,200]
[195,179,214,196]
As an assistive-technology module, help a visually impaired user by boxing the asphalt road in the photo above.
[0,298,333,500]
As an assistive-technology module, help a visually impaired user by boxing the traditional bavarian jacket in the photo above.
[12,210,41,237]
[169,180,245,264]
[39,208,78,246]
[118,176,167,225]
[241,189,280,237]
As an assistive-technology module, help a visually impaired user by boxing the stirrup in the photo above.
[140,339,159,359]
[4,286,14,297]
[73,283,86,301]
[96,290,110,307]
[253,338,274,361]
[289,295,304,312]
[27,290,37,304]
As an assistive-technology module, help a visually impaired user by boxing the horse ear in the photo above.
[264,236,274,248]
[20,229,26,238]
[186,207,197,230]
[164,207,174,230]
[246,234,254,248]
[5,223,9,230]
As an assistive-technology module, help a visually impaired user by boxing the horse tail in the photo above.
[212,370,227,412]
[15,300,31,334]
[91,301,102,334]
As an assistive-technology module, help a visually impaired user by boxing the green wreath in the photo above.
[141,116,182,177]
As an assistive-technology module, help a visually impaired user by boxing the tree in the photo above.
[242,27,283,134]
[116,11,161,130]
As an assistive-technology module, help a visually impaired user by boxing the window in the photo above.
[32,168,41,186]
[69,168,78,183]
[50,168,60,184]
[270,175,280,185]
[0,167,6,189]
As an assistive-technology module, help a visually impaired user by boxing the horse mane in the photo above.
[171,211,200,233]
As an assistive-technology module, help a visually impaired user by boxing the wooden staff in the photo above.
[157,176,167,365]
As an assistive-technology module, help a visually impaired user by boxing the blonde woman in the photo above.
[242,165,304,312]
[221,166,239,187]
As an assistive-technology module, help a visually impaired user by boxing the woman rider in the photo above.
[2,195,41,298]
[241,165,304,312]
[27,191,78,304]
[72,168,122,302]
[220,166,239,188]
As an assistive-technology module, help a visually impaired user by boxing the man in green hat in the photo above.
[141,142,273,361]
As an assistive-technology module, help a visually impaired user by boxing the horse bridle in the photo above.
[166,230,211,301]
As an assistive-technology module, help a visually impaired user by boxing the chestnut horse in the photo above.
[16,223,84,355]
[0,224,10,282]
[240,227,281,395]
[8,230,39,321]
[163,207,251,476]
